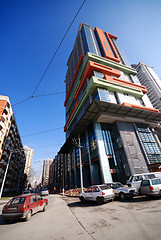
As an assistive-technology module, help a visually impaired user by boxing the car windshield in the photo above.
[151,178,161,185]
[99,185,110,190]
[9,197,26,205]
[42,188,48,191]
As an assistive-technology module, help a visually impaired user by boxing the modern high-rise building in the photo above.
[132,63,161,113]
[58,23,161,188]
[42,158,53,187]
[0,95,26,196]
[23,145,33,186]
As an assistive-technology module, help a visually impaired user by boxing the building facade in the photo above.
[42,158,53,187]
[58,23,161,189]
[23,145,33,188]
[132,63,161,112]
[0,95,26,196]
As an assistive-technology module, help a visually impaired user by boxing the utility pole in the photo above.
[72,135,84,193]
[0,148,27,199]
[0,150,13,199]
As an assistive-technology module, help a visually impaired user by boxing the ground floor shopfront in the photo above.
[59,120,161,189]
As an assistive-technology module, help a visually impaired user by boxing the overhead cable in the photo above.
[21,127,63,137]
[13,0,86,107]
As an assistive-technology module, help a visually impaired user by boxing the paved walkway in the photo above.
[0,194,92,240]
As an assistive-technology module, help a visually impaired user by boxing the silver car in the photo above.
[140,178,161,197]
[106,182,138,200]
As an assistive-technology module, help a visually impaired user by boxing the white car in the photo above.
[105,182,138,200]
[41,188,49,196]
[79,185,114,204]
[127,173,157,191]
[140,178,161,197]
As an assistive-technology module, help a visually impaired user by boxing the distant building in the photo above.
[57,23,161,189]
[23,146,33,188]
[42,158,53,187]
[132,63,161,112]
[23,146,33,178]
[0,95,26,196]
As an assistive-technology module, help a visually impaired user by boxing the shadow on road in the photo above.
[0,214,21,225]
[66,195,161,208]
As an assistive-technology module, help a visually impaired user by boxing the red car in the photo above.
[2,193,48,222]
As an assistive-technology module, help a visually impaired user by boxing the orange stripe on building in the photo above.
[105,32,120,62]
[0,100,7,116]
[64,101,79,132]
[74,61,121,100]
[122,102,160,113]
[104,75,148,94]
[95,27,120,63]
[64,53,84,107]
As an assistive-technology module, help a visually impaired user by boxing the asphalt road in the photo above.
[0,194,161,240]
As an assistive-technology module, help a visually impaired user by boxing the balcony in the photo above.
[0,121,6,130]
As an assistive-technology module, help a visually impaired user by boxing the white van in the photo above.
[127,172,161,192]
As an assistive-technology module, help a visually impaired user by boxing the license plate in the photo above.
[9,207,17,210]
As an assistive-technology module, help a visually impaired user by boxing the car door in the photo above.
[83,187,93,200]
[140,180,150,195]
[92,186,101,200]
[36,194,44,211]
[30,195,38,214]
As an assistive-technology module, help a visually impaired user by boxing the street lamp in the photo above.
[0,148,26,199]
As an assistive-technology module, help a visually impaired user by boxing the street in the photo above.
[0,194,161,240]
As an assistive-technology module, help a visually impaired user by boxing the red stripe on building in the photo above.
[64,101,79,131]
[64,53,84,107]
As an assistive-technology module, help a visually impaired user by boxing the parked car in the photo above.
[22,190,31,194]
[2,193,48,223]
[41,188,49,196]
[79,185,114,204]
[140,178,161,197]
[105,182,138,200]
[127,172,160,191]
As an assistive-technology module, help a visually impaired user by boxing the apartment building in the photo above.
[132,63,161,112]
[42,158,53,187]
[23,145,33,189]
[56,23,161,188]
[0,95,26,196]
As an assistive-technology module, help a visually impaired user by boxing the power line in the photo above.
[33,144,63,149]
[13,92,65,106]
[13,0,86,107]
[34,92,65,98]
[21,127,64,137]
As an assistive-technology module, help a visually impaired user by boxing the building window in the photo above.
[93,71,104,79]
[136,124,161,164]
[88,124,98,160]
[98,89,111,102]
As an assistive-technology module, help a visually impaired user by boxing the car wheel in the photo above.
[97,197,104,205]
[119,192,126,200]
[43,204,46,212]
[80,196,86,203]
[25,210,32,221]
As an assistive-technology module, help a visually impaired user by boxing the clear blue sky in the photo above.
[1,0,161,177]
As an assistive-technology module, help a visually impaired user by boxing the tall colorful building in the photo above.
[59,23,161,188]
